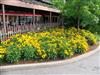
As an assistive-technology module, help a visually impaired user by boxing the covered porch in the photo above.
[0,4,60,41]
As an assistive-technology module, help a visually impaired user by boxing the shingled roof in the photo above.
[20,0,55,9]
[0,0,60,13]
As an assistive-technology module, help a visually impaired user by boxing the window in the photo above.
[0,15,3,29]
[26,16,33,24]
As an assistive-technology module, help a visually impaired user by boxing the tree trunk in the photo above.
[77,3,80,33]
[77,16,80,32]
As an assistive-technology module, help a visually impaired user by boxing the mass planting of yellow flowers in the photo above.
[0,46,6,59]
[0,27,97,63]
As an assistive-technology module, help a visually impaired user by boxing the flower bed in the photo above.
[0,27,98,64]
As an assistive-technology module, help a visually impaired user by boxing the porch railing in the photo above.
[0,23,59,42]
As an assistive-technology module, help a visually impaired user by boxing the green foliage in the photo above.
[6,45,21,63]
[22,46,37,61]
[0,27,98,64]
[73,42,87,54]
[95,34,100,41]
[86,24,100,34]
[52,0,65,11]
[80,29,97,45]
[40,37,58,60]
[0,58,3,63]
[46,49,57,60]
[0,46,6,63]
[58,47,74,59]
[52,0,100,30]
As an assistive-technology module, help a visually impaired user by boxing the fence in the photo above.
[0,23,59,42]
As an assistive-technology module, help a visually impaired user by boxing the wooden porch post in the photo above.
[57,16,59,25]
[33,9,35,24]
[2,4,6,33]
[33,9,35,30]
[62,16,64,26]
[50,12,52,26]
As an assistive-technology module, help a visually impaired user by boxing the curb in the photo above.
[0,42,100,71]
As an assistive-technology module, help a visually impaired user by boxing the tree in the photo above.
[52,0,100,31]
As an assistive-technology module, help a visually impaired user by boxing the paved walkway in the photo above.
[1,51,100,75]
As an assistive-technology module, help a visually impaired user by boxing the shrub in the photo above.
[73,42,89,54]
[65,27,97,45]
[0,46,6,63]
[69,34,89,54]
[58,47,73,59]
[65,27,78,36]
[22,46,37,61]
[45,43,58,60]
[6,45,21,63]
[46,49,57,60]
[57,40,74,59]
[40,37,58,60]
[2,39,14,47]
[0,27,97,64]
[36,49,47,60]
[80,29,97,45]
[86,24,100,34]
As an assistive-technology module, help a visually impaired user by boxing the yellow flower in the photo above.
[41,54,47,59]
[37,49,42,55]
[22,43,26,47]
[17,44,22,48]
[0,55,4,58]
[0,46,6,59]
[64,50,69,55]
[18,38,23,43]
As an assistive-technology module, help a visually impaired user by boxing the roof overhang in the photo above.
[0,11,42,16]
[0,0,60,13]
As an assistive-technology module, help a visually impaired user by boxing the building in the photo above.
[0,0,60,38]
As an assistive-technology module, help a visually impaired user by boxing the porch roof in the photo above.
[0,0,60,13]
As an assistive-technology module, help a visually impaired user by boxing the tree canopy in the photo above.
[52,0,100,30]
